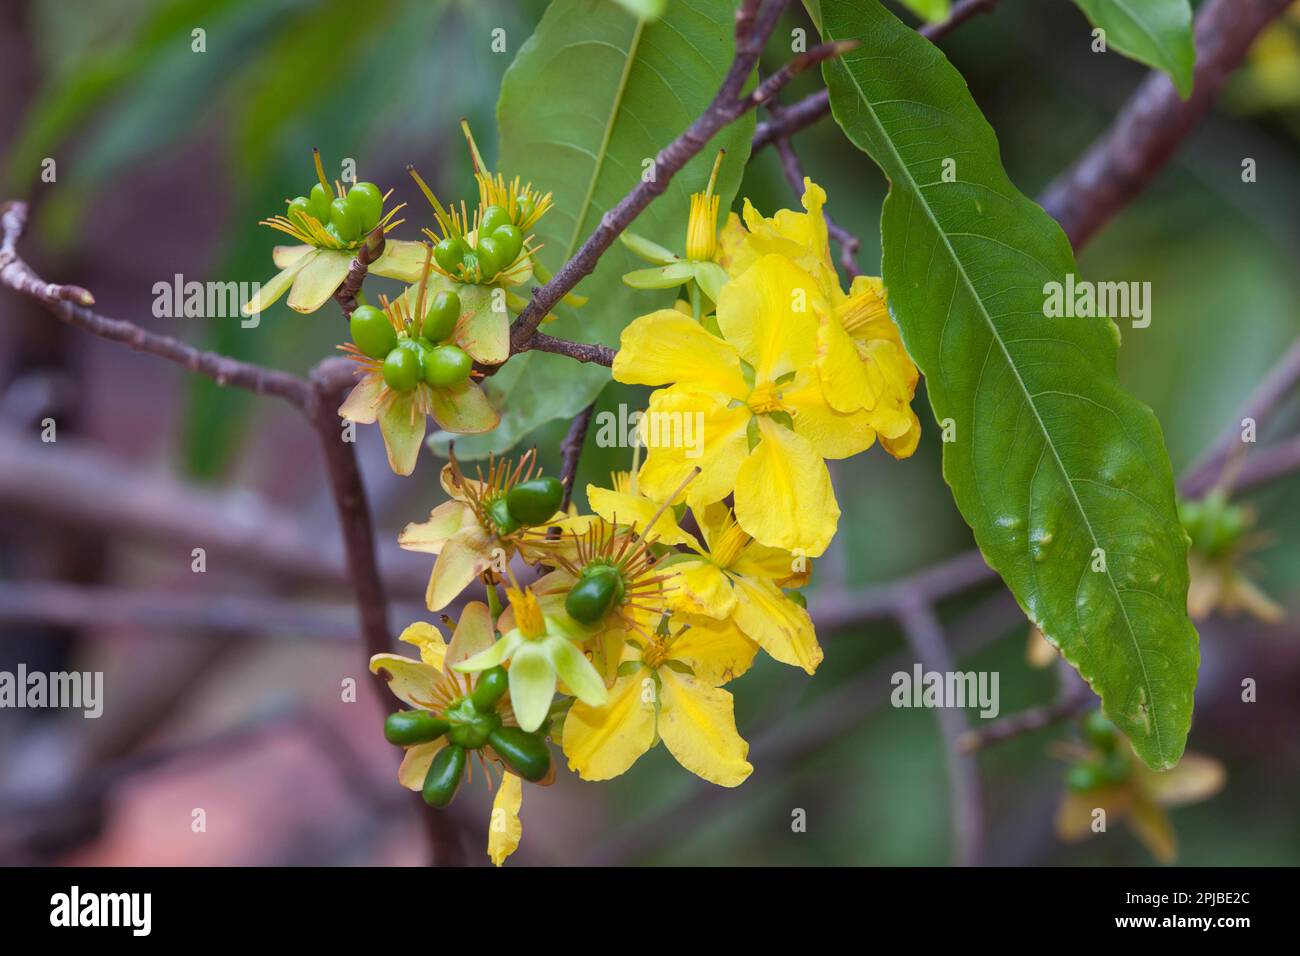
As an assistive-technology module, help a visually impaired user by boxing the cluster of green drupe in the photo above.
[1066,710,1132,791]
[565,561,625,625]
[384,666,551,806]
[483,475,565,538]
[434,204,526,281]
[1179,489,1249,560]
[289,180,384,245]
[350,290,473,393]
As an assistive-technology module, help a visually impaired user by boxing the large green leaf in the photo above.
[814,0,1198,769]
[1072,0,1196,99]
[441,0,752,458]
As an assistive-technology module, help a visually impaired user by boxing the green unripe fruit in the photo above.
[324,222,345,245]
[488,497,521,536]
[422,290,461,342]
[384,710,450,746]
[330,197,362,242]
[350,305,397,359]
[309,182,334,220]
[516,195,535,222]
[424,345,471,388]
[566,565,624,625]
[1066,763,1101,793]
[288,196,313,224]
[492,223,523,265]
[786,590,807,609]
[445,697,501,749]
[488,726,551,782]
[422,743,466,807]
[505,476,565,526]
[382,346,422,392]
[469,666,509,713]
[434,237,468,273]
[1098,750,1131,786]
[476,236,507,279]
[480,204,511,235]
[346,182,384,233]
[1082,710,1118,750]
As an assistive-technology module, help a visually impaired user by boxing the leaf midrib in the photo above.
[827,33,1167,760]
[563,15,647,261]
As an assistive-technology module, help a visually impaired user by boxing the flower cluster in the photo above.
[249,141,922,864]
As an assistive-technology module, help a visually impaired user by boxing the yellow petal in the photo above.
[429,379,500,434]
[287,249,352,313]
[369,652,441,710]
[448,601,496,670]
[398,621,448,669]
[816,310,874,413]
[667,558,736,619]
[338,372,384,425]
[879,406,922,460]
[783,374,878,460]
[587,484,697,547]
[656,668,752,787]
[245,249,318,315]
[562,669,657,781]
[669,616,758,686]
[715,254,821,383]
[272,244,315,269]
[1139,752,1226,807]
[612,310,746,398]
[378,393,427,477]
[369,239,430,284]
[487,772,523,866]
[730,536,805,584]
[1125,789,1178,863]
[636,388,750,511]
[729,574,822,674]
[734,416,838,557]
[397,738,447,790]
[398,500,476,555]
[426,524,494,611]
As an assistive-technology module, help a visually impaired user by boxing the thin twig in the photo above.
[898,598,983,867]
[332,227,386,319]
[1040,0,1293,248]
[768,121,862,277]
[751,0,1001,152]
[560,403,597,510]
[958,683,1093,753]
[507,0,830,354]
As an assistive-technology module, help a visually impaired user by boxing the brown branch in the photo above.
[1182,337,1300,498]
[560,402,597,509]
[523,332,616,367]
[768,116,862,278]
[958,673,1093,754]
[507,0,804,354]
[1,201,312,408]
[751,0,1001,152]
[1040,0,1293,249]
[898,598,983,867]
[332,227,386,319]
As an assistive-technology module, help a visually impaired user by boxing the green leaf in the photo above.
[1072,0,1196,99]
[894,0,950,25]
[443,0,753,458]
[814,0,1199,770]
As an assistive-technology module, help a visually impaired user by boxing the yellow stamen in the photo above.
[708,511,750,569]
[507,585,547,639]
[685,150,725,262]
[835,279,890,335]
[746,382,787,416]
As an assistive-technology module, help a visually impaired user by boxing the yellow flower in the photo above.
[614,253,876,556]
[368,605,532,866]
[726,179,922,458]
[579,470,698,547]
[398,452,557,610]
[1056,748,1225,863]
[245,150,427,315]
[661,502,822,674]
[562,621,755,786]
